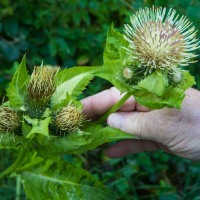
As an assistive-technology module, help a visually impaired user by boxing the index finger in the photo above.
[81,87,149,119]
[81,87,126,118]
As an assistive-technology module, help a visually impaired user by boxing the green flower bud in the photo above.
[28,66,59,106]
[55,106,85,132]
[122,67,133,80]
[121,64,146,84]
[173,70,182,83]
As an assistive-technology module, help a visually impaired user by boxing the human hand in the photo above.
[82,87,200,160]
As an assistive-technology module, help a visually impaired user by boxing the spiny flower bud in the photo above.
[28,66,59,106]
[0,107,21,133]
[123,67,133,80]
[172,70,182,83]
[121,64,146,84]
[124,6,199,76]
[55,106,85,132]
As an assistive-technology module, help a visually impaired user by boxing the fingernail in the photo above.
[107,113,124,129]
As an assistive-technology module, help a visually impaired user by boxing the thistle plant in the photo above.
[97,6,198,122]
[0,6,199,200]
[0,56,131,200]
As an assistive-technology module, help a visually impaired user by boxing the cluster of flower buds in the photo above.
[26,66,85,135]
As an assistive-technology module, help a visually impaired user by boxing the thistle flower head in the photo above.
[55,106,85,132]
[28,66,59,106]
[0,107,21,133]
[124,7,199,75]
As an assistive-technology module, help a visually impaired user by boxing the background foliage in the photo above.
[0,0,200,199]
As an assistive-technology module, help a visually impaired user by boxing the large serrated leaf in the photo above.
[95,25,138,93]
[71,123,136,154]
[36,123,135,156]
[52,67,95,107]
[55,66,96,86]
[20,159,118,200]
[6,55,29,107]
[103,24,128,64]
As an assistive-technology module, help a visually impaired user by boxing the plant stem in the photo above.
[16,158,44,173]
[0,149,27,180]
[97,92,132,124]
[15,176,21,200]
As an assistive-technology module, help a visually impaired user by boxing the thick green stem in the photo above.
[0,149,27,180]
[16,158,44,173]
[97,92,132,124]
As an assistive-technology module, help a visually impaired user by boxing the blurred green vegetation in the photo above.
[0,0,200,199]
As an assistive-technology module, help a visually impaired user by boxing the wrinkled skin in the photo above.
[82,87,200,160]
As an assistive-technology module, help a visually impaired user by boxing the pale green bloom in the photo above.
[124,7,199,76]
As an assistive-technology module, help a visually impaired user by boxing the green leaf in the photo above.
[72,123,136,154]
[0,133,27,150]
[98,61,195,109]
[96,71,130,93]
[6,55,29,107]
[51,93,72,111]
[95,25,138,93]
[103,24,128,64]
[95,61,139,94]
[133,88,180,109]
[178,70,196,90]
[94,25,139,95]
[23,116,51,138]
[138,70,168,96]
[36,123,135,156]
[55,67,96,86]
[43,108,52,118]
[20,159,118,200]
[134,70,195,109]
[22,120,32,137]
[52,67,95,107]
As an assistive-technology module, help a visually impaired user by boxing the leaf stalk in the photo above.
[97,92,132,123]
[0,148,27,180]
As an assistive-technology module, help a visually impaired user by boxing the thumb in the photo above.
[107,112,157,141]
